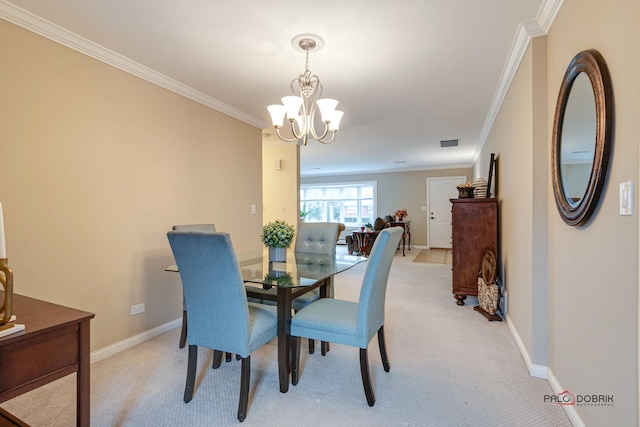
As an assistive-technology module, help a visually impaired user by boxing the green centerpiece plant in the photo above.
[261,220,295,262]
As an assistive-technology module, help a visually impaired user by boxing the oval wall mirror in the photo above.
[551,49,613,226]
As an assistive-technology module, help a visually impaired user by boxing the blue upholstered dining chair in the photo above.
[172,224,217,349]
[290,227,403,406]
[292,222,339,354]
[166,231,278,422]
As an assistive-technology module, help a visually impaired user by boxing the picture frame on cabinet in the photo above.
[486,153,496,198]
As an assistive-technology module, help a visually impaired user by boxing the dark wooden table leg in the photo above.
[319,278,330,355]
[78,319,91,427]
[277,288,292,393]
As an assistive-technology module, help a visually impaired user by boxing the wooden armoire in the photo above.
[450,198,498,305]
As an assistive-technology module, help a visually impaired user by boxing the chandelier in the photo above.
[267,34,343,146]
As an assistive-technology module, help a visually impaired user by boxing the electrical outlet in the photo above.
[130,303,145,316]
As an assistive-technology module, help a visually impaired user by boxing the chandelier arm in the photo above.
[290,76,302,94]
[309,120,330,140]
[289,119,304,139]
[274,126,299,143]
[317,130,337,144]
[306,79,327,140]
[299,84,310,137]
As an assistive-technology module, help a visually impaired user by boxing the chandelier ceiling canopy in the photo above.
[267,33,343,146]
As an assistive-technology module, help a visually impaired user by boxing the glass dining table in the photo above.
[166,249,367,393]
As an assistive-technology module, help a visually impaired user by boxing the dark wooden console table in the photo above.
[389,221,411,256]
[0,293,95,426]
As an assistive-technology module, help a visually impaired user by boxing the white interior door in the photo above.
[427,176,466,248]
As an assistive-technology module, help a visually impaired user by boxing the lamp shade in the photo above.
[267,104,286,127]
[282,96,303,119]
[316,98,338,122]
[328,110,344,131]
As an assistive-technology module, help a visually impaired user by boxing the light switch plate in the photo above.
[620,181,633,215]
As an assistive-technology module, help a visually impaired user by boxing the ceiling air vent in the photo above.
[440,139,459,148]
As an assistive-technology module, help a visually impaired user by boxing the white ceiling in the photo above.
[1,0,558,176]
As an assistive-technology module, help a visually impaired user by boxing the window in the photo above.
[300,181,376,226]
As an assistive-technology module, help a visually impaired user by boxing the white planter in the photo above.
[268,247,286,262]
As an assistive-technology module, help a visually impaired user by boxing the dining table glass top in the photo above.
[166,249,367,288]
[241,251,366,288]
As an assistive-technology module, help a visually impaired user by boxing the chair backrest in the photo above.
[167,231,250,355]
[172,224,217,232]
[357,227,403,340]
[294,222,339,255]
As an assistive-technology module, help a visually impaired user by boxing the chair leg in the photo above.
[321,341,330,355]
[184,345,198,403]
[295,308,315,355]
[377,325,391,372]
[238,356,250,422]
[359,348,376,406]
[226,352,233,362]
[291,336,301,385]
[212,350,223,369]
[179,310,187,348]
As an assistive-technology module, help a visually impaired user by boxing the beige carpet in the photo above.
[413,248,452,264]
[1,251,570,426]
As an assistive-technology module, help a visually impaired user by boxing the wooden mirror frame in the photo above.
[551,49,613,226]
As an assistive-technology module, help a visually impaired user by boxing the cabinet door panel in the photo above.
[450,199,497,305]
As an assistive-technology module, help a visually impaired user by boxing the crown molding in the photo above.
[0,1,266,129]
[472,0,564,164]
[536,0,564,34]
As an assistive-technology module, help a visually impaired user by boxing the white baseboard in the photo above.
[506,315,585,426]
[547,369,586,427]
[90,317,182,364]
[529,363,549,379]
[505,314,547,379]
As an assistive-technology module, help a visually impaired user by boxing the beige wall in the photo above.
[301,167,473,246]
[476,0,639,424]
[262,142,299,228]
[547,0,639,424]
[0,20,263,351]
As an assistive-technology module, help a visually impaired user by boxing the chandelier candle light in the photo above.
[267,33,343,146]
